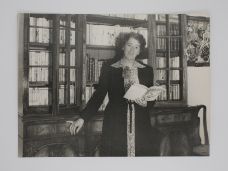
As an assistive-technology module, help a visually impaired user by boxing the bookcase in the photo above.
[19,13,191,156]
[20,14,86,116]
[18,14,86,156]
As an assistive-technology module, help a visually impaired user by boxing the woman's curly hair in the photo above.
[114,32,146,60]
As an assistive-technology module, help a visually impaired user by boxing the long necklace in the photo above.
[121,59,139,157]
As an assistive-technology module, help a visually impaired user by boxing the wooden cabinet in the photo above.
[21,116,85,157]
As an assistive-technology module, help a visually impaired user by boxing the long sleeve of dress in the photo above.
[80,63,109,122]
[146,66,156,109]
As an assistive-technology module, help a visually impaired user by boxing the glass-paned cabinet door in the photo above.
[155,14,183,102]
[58,15,78,108]
[27,15,53,111]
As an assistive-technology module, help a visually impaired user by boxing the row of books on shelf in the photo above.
[170,24,180,35]
[157,25,166,36]
[169,84,180,100]
[170,56,180,68]
[29,68,76,82]
[59,49,76,66]
[59,68,76,82]
[101,14,147,20]
[170,70,180,80]
[29,16,76,28]
[30,27,52,43]
[157,85,167,100]
[156,56,180,68]
[156,70,180,80]
[87,57,104,83]
[29,67,48,82]
[156,84,180,101]
[29,50,50,66]
[59,85,75,104]
[85,86,109,111]
[156,57,166,68]
[156,37,167,50]
[86,24,148,46]
[30,17,52,27]
[29,28,75,44]
[29,87,49,106]
[170,37,180,51]
[156,24,180,36]
[59,29,75,45]
[156,37,180,50]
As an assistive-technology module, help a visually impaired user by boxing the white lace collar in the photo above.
[111,60,145,69]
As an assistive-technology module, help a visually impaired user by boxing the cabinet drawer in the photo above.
[156,112,192,124]
[26,122,72,138]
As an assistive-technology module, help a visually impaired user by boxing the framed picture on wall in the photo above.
[186,16,210,67]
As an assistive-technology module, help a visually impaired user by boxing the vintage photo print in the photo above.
[18,13,210,157]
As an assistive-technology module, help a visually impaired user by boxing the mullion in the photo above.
[24,14,30,113]
[73,15,77,105]
[65,15,71,107]
[166,14,171,100]
[52,15,60,115]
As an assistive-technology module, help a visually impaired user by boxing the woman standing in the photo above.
[69,32,160,156]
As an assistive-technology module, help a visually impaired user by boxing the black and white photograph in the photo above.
[18,13,210,157]
[2,0,228,170]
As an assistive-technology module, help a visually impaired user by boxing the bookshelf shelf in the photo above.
[29,82,49,87]
[86,44,115,50]
[29,42,51,48]
[29,25,54,29]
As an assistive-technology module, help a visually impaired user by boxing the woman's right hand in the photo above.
[66,118,84,135]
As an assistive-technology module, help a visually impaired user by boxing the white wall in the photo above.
[187,67,210,144]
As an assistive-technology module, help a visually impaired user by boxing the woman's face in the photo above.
[123,37,140,60]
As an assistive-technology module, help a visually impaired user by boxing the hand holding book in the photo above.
[123,83,165,102]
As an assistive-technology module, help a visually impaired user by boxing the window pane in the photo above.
[170,56,180,68]
[170,37,180,51]
[59,52,66,66]
[170,70,180,81]
[59,68,66,82]
[70,69,76,82]
[70,85,75,104]
[29,88,49,106]
[156,57,167,68]
[169,84,180,100]
[59,85,66,104]
[156,69,167,80]
[70,49,76,66]
[29,67,48,82]
[156,25,166,36]
[157,85,167,101]
[156,37,167,50]
[29,50,50,66]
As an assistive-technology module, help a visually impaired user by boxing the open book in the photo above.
[123,83,165,101]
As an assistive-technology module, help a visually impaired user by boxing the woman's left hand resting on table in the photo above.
[66,118,84,135]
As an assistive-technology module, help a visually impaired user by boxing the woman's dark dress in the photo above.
[80,60,160,156]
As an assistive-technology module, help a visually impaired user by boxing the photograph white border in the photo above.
[0,0,228,171]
